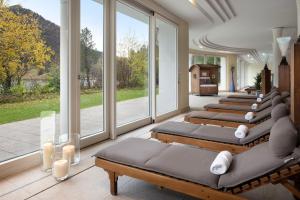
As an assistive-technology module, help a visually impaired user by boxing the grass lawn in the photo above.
[0,88,148,125]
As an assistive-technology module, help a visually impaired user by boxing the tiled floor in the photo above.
[0,94,296,200]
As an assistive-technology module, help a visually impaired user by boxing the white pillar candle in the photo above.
[43,142,54,170]
[62,145,75,163]
[53,159,69,179]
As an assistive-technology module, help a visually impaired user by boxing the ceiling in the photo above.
[152,0,297,64]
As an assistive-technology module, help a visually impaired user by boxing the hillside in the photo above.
[9,5,60,65]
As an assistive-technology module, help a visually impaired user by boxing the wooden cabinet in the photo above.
[261,64,271,95]
[189,64,220,96]
[278,57,290,93]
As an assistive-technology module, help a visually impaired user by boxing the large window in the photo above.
[192,55,204,64]
[0,0,68,162]
[80,0,104,137]
[0,0,180,166]
[155,17,177,115]
[116,1,150,126]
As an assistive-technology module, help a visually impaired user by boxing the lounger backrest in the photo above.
[269,116,298,158]
[241,104,289,144]
[250,106,272,123]
[281,91,290,99]
[271,103,289,122]
[271,91,280,99]
[271,95,282,108]
[219,117,298,188]
[257,99,271,111]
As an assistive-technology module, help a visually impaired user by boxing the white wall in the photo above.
[245,64,263,86]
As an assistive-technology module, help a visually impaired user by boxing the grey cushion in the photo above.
[204,104,251,111]
[151,121,199,135]
[152,121,239,144]
[281,91,290,99]
[95,138,169,168]
[271,103,289,122]
[219,98,256,104]
[191,126,239,144]
[269,117,298,158]
[227,94,257,99]
[213,113,248,123]
[187,111,218,119]
[145,145,220,188]
[256,100,272,111]
[271,91,280,99]
[96,138,221,189]
[218,143,286,188]
[271,95,282,108]
[240,119,274,144]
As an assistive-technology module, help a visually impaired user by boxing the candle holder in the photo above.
[61,133,80,165]
[52,145,70,181]
[40,111,56,172]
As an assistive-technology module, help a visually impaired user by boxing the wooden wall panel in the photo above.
[291,42,300,128]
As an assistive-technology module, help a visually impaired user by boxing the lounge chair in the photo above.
[95,116,300,200]
[204,91,289,114]
[226,87,277,99]
[184,95,283,128]
[151,103,289,153]
[218,90,279,106]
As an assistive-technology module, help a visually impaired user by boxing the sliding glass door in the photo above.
[155,17,178,116]
[80,0,105,138]
[115,1,151,127]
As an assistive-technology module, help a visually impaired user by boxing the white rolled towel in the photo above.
[235,125,249,139]
[259,94,264,98]
[251,103,258,110]
[257,97,262,102]
[245,112,254,120]
[210,151,233,175]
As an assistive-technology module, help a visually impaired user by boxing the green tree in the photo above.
[128,45,148,87]
[80,27,100,88]
[0,6,53,92]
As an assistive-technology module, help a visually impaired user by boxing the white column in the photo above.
[69,0,80,136]
[60,0,69,138]
[297,0,300,36]
[272,27,283,87]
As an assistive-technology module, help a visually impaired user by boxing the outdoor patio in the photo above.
[0,97,149,163]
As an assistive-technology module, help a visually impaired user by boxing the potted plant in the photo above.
[254,73,262,96]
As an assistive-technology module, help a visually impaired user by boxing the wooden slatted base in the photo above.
[219,101,255,106]
[151,132,249,154]
[96,158,247,200]
[151,132,270,154]
[96,158,300,200]
[227,164,300,199]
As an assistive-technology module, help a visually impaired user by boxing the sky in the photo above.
[7,0,149,52]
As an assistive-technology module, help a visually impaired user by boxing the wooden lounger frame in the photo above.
[206,108,248,115]
[184,116,257,128]
[219,101,255,106]
[151,132,270,154]
[95,158,300,200]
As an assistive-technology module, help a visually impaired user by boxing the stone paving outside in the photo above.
[0,97,150,162]
[0,92,234,162]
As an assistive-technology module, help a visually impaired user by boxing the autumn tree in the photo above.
[116,33,148,88]
[0,6,53,92]
[80,27,100,89]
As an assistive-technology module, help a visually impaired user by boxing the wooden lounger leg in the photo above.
[107,171,118,195]
[281,180,300,199]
